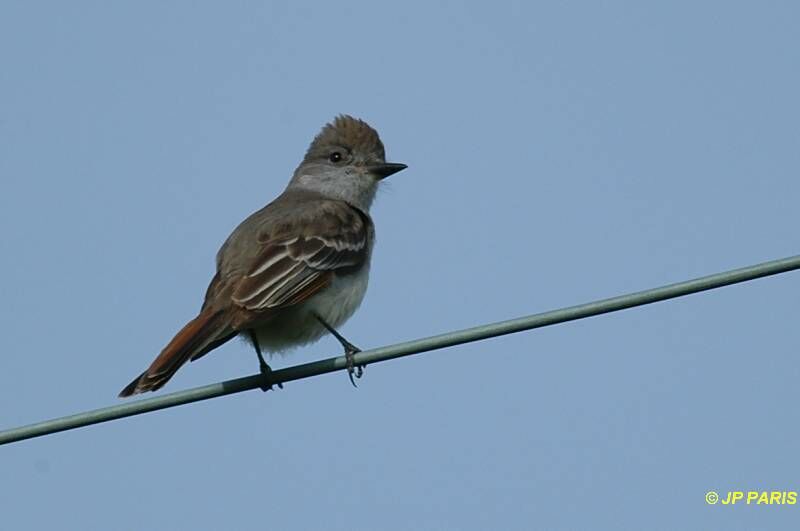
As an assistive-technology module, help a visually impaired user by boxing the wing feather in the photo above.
[231,201,371,313]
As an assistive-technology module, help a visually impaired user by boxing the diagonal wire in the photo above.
[2,254,800,446]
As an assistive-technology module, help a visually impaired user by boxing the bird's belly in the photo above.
[252,268,370,355]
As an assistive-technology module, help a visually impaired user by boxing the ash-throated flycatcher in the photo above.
[119,115,406,397]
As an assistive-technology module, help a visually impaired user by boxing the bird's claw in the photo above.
[258,360,283,392]
[313,314,365,388]
[345,346,365,388]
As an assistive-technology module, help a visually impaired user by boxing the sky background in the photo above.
[1,2,799,530]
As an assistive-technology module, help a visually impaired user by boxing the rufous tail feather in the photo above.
[119,309,233,397]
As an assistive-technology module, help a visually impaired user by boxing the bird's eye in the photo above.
[329,152,343,163]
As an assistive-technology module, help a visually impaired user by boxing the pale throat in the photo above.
[291,171,379,212]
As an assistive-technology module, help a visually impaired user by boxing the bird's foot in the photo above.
[258,359,283,392]
[344,343,365,388]
[314,314,365,387]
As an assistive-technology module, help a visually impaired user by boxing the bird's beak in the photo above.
[368,162,408,179]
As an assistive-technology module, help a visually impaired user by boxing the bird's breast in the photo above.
[252,265,371,354]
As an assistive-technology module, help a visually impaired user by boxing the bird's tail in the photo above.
[119,308,234,397]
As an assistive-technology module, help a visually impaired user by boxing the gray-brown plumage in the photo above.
[120,115,406,396]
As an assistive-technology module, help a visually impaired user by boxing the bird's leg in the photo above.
[249,329,282,391]
[314,314,364,387]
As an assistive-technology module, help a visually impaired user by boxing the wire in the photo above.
[2,253,799,446]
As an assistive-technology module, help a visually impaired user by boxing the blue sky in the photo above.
[1,2,799,530]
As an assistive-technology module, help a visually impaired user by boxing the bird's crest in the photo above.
[304,115,385,161]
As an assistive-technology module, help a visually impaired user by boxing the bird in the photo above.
[119,115,406,397]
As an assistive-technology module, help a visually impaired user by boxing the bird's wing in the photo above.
[230,200,371,313]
